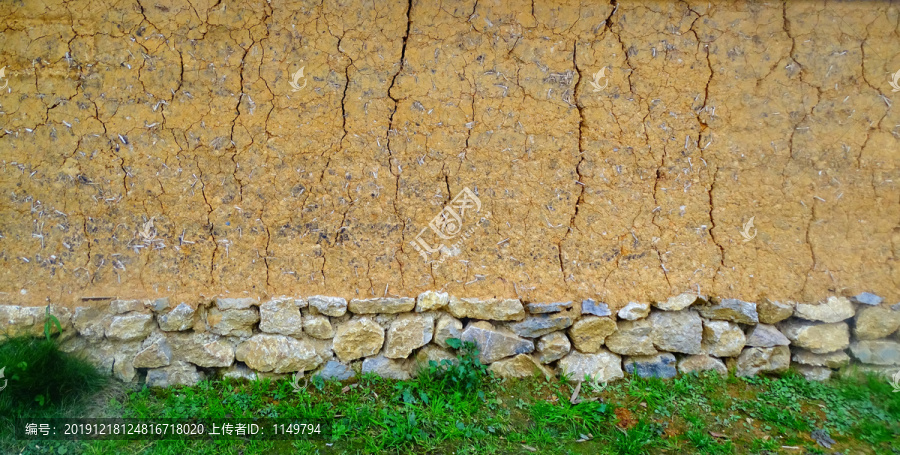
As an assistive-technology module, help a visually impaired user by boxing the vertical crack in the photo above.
[230,44,249,203]
[82,218,92,280]
[443,172,452,204]
[386,0,413,139]
[385,0,413,279]
[603,1,635,93]
[320,252,327,287]
[687,4,712,152]
[687,3,719,285]
[858,36,890,169]
[194,158,217,284]
[262,215,271,289]
[707,166,725,271]
[800,199,818,295]
[558,40,587,287]
[338,34,352,150]
[651,167,671,288]
[781,1,820,295]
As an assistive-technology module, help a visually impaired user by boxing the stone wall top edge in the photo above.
[0,291,896,311]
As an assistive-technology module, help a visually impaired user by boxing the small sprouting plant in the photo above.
[43,305,62,342]
[440,338,491,392]
[311,374,325,391]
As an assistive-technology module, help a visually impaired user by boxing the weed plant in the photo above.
[0,308,108,453]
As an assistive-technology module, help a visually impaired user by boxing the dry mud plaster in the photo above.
[0,0,898,310]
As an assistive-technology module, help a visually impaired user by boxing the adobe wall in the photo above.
[0,0,899,311]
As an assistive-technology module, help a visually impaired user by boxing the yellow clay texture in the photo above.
[0,1,898,309]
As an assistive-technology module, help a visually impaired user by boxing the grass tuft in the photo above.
[0,337,107,414]
[0,335,109,454]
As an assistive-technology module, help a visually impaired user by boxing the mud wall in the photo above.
[0,0,899,309]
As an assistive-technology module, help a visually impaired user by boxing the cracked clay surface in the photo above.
[0,0,898,309]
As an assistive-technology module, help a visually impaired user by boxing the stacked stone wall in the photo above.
[3,291,897,387]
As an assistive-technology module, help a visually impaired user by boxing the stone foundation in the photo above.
[2,291,898,387]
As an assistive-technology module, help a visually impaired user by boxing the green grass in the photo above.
[2,337,899,454]
[0,335,109,455]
